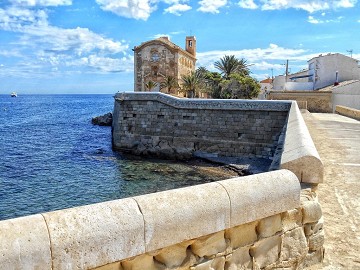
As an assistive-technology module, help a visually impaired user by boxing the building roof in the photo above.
[133,37,196,60]
[260,78,273,83]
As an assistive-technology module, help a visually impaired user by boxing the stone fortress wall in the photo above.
[112,93,291,160]
[0,93,325,270]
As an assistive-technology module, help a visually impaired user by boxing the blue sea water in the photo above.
[0,94,228,221]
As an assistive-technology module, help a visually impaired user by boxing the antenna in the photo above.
[347,49,353,58]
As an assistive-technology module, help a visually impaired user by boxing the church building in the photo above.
[133,36,196,94]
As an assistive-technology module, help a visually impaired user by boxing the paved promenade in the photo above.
[302,112,360,269]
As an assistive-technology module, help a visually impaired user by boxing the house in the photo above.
[258,78,273,99]
[273,53,360,91]
[133,36,196,94]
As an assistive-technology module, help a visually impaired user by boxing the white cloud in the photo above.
[260,0,357,13]
[197,0,227,13]
[164,3,192,15]
[0,6,131,75]
[196,43,320,78]
[96,0,155,20]
[9,0,72,6]
[238,0,258,9]
[308,14,344,23]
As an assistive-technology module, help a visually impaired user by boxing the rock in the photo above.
[92,112,112,126]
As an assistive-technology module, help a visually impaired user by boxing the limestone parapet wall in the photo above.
[0,170,325,270]
[271,102,324,183]
[268,91,332,113]
[112,93,291,159]
[335,105,360,121]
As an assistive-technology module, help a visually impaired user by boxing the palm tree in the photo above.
[214,55,250,79]
[160,76,178,94]
[181,71,200,98]
[145,80,157,92]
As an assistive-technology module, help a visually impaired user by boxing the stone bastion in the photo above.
[0,93,324,270]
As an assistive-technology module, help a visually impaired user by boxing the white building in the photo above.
[273,53,360,91]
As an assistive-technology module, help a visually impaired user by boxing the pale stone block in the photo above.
[134,182,230,251]
[43,198,145,270]
[93,262,123,270]
[301,200,322,224]
[257,214,282,238]
[224,246,252,270]
[280,227,308,262]
[304,217,323,237]
[154,241,191,268]
[0,214,52,270]
[250,235,281,269]
[225,221,258,249]
[298,248,324,269]
[308,230,325,251]
[191,231,227,258]
[191,256,225,270]
[218,170,300,227]
[281,209,302,232]
[122,254,164,270]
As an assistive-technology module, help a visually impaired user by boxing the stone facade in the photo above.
[112,93,290,160]
[133,36,196,93]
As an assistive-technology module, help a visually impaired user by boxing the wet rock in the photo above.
[92,112,112,126]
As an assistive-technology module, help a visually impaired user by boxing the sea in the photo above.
[0,94,230,221]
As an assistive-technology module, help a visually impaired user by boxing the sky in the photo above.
[0,0,359,94]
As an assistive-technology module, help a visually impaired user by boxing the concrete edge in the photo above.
[114,92,292,111]
[280,102,324,183]
[335,105,360,121]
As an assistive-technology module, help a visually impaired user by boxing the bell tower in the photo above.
[185,36,196,57]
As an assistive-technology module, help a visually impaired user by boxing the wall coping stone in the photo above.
[280,102,324,183]
[335,105,360,121]
[0,170,300,270]
[114,92,292,111]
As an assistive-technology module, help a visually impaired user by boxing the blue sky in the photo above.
[0,0,359,94]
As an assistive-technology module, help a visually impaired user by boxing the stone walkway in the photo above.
[302,112,360,269]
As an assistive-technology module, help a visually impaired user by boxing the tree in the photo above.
[214,55,250,79]
[220,74,260,99]
[181,71,200,98]
[160,76,179,94]
[145,80,157,91]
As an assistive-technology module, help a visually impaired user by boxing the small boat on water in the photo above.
[11,92,17,97]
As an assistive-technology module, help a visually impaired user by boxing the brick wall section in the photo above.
[112,93,291,159]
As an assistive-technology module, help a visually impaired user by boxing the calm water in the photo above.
[0,94,230,221]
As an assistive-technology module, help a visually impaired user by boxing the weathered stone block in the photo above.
[225,221,258,249]
[298,247,324,269]
[224,246,252,270]
[250,235,281,269]
[191,256,226,270]
[42,198,145,270]
[308,230,325,251]
[154,241,192,268]
[280,227,308,262]
[257,214,282,238]
[122,254,164,270]
[281,209,303,232]
[191,231,227,258]
[304,217,324,236]
[301,200,322,224]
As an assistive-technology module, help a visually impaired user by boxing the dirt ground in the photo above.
[302,112,360,269]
